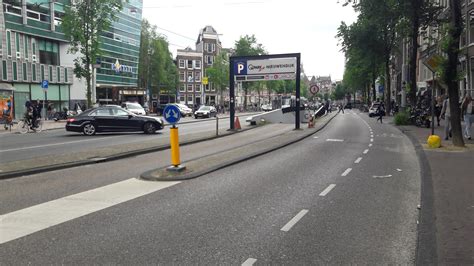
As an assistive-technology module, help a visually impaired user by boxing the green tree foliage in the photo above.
[207,53,229,107]
[138,19,178,101]
[62,0,123,108]
[233,35,266,110]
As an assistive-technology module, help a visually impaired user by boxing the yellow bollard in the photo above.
[427,134,441,148]
[170,126,181,166]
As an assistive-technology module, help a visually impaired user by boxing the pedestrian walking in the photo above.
[441,95,451,140]
[461,94,473,140]
[376,103,384,123]
[435,96,442,126]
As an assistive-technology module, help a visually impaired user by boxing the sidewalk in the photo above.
[380,115,474,264]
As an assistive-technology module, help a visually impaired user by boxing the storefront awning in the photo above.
[0,83,15,91]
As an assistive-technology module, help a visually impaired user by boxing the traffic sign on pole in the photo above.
[309,84,319,95]
[41,80,49,91]
[163,104,181,125]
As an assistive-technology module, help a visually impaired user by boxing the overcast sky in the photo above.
[142,0,358,80]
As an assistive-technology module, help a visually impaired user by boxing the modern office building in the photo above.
[1,0,74,119]
[95,0,143,105]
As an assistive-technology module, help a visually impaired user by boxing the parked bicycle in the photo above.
[17,116,43,134]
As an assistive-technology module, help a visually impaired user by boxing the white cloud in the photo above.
[142,0,357,80]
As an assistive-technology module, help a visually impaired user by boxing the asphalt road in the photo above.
[0,116,240,163]
[0,110,421,264]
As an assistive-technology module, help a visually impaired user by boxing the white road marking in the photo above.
[354,157,362,164]
[370,138,374,142]
[319,184,336,196]
[281,209,309,232]
[373,175,392,178]
[0,136,122,153]
[341,168,352,176]
[0,178,180,244]
[313,136,319,139]
[242,258,257,266]
[363,149,369,154]
[326,139,344,142]
[396,168,403,172]
[369,143,373,147]
[370,135,374,138]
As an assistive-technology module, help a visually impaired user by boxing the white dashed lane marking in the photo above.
[354,157,362,164]
[281,210,309,232]
[242,258,257,266]
[369,144,373,147]
[363,149,369,154]
[326,139,344,142]
[319,184,336,196]
[341,168,352,176]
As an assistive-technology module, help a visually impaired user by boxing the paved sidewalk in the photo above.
[370,114,474,264]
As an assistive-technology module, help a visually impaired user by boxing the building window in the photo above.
[57,67,61,82]
[205,84,210,91]
[38,39,59,65]
[13,62,18,81]
[179,71,185,82]
[2,61,7,80]
[24,36,29,59]
[179,96,185,103]
[23,63,27,81]
[4,4,22,16]
[15,32,20,55]
[49,66,53,82]
[40,65,45,80]
[196,84,201,92]
[187,71,194,82]
[6,31,12,57]
[32,39,36,55]
[187,95,193,103]
[178,59,185,68]
[187,60,193,69]
[195,60,201,69]
[179,84,185,92]
[64,68,68,82]
[211,83,216,91]
[32,64,37,81]
[205,55,213,65]
[204,43,208,52]
[187,84,193,92]
[195,71,201,82]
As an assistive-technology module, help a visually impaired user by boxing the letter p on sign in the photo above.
[237,63,244,74]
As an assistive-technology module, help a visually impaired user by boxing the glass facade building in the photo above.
[95,0,143,105]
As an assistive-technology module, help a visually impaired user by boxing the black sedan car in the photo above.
[66,106,164,136]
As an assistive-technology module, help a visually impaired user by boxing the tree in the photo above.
[138,20,178,104]
[440,0,464,147]
[207,52,229,109]
[233,35,266,110]
[62,0,123,108]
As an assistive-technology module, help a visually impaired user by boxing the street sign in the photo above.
[202,77,208,85]
[41,80,49,91]
[163,104,181,125]
[309,84,319,95]
[423,54,443,73]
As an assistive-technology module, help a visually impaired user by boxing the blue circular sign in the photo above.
[163,104,181,125]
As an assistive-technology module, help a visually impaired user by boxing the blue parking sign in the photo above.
[41,80,49,90]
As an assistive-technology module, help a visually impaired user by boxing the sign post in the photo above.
[163,104,185,171]
[423,54,442,136]
[41,80,49,119]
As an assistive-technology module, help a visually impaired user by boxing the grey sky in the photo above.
[142,0,357,80]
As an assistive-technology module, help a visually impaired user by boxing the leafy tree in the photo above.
[440,0,464,147]
[207,52,229,108]
[62,0,123,108]
[233,35,266,110]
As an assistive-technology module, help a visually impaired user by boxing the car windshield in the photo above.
[126,103,143,110]
[199,106,210,111]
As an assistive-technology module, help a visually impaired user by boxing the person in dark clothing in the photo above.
[31,101,40,129]
[376,103,384,123]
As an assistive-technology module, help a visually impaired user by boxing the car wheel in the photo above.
[195,116,198,119]
[143,122,157,134]
[82,123,96,136]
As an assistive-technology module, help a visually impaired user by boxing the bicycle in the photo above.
[17,116,43,134]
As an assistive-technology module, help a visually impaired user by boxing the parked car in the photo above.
[172,103,193,117]
[368,102,385,117]
[261,104,272,112]
[194,106,217,118]
[66,106,164,136]
[121,102,146,115]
